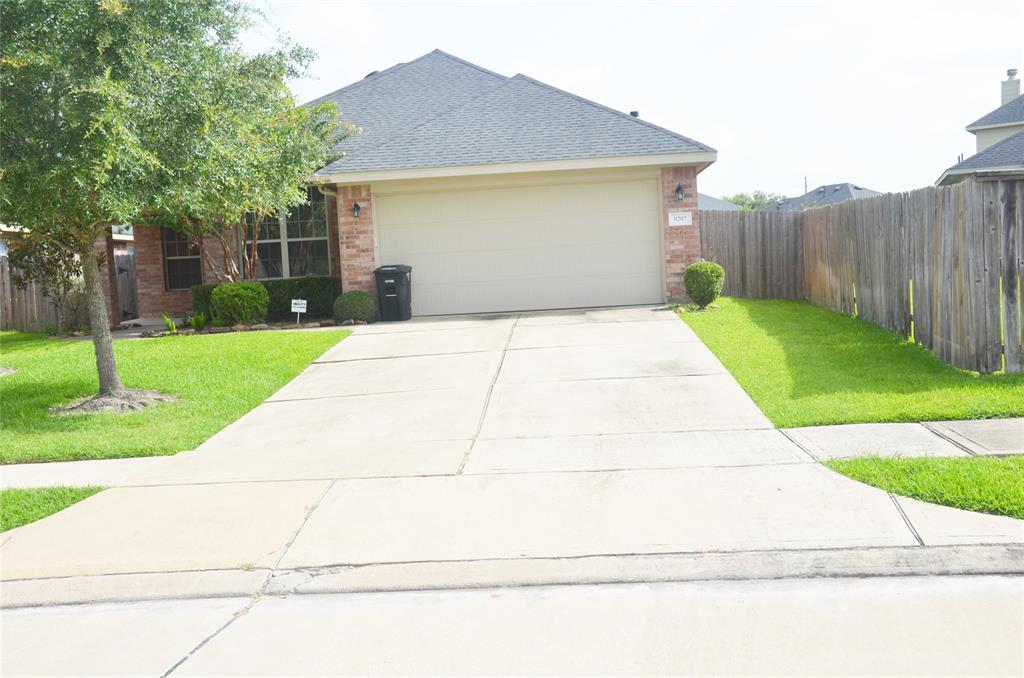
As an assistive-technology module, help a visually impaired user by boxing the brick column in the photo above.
[661,166,701,301]
[336,184,377,293]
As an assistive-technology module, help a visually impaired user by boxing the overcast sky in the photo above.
[245,0,1022,199]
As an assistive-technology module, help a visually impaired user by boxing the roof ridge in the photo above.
[300,52,431,108]
[302,49,506,109]
[509,73,716,153]
[329,75,523,162]
[429,49,509,83]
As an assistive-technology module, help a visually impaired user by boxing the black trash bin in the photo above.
[374,265,413,321]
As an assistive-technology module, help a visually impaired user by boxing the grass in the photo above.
[679,297,1024,427]
[827,456,1024,520]
[0,329,347,464]
[1,487,103,532]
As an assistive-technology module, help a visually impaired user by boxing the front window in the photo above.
[245,189,329,279]
[162,228,203,290]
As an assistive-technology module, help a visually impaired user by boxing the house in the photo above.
[767,183,880,211]
[698,194,740,211]
[937,69,1024,186]
[116,49,716,319]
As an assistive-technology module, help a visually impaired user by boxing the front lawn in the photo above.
[827,456,1024,520]
[1,486,103,532]
[0,329,347,464]
[679,298,1024,427]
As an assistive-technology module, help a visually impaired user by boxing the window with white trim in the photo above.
[245,188,329,279]
[163,228,203,290]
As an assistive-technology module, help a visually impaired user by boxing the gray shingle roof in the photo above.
[312,50,713,177]
[967,94,1024,129]
[698,193,740,210]
[305,51,507,162]
[938,129,1024,185]
[768,183,880,211]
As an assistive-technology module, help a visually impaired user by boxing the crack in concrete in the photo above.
[457,314,520,474]
[161,480,336,676]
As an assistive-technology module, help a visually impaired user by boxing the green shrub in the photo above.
[42,322,57,337]
[260,276,339,321]
[210,281,270,325]
[162,313,178,333]
[191,284,217,320]
[333,290,378,323]
[683,260,726,309]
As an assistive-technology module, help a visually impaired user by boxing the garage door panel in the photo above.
[378,180,658,224]
[415,272,662,316]
[389,240,661,285]
[379,208,660,255]
[376,177,663,316]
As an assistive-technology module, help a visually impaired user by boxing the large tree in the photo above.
[0,0,338,409]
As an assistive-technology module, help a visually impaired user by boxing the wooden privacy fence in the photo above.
[0,256,58,332]
[698,209,805,299]
[699,176,1024,373]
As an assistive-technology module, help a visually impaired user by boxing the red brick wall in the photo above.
[133,225,193,318]
[336,185,377,294]
[661,166,701,301]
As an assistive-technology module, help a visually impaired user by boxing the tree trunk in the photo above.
[80,242,125,395]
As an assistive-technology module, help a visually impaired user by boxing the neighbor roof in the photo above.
[769,183,880,211]
[967,94,1024,130]
[697,193,740,211]
[311,50,714,178]
[936,128,1024,185]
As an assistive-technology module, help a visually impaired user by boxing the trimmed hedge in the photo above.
[193,277,340,322]
[333,290,378,323]
[683,260,726,309]
[262,276,340,321]
[210,281,270,325]
[191,284,217,321]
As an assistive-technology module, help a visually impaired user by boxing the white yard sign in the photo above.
[668,211,693,227]
[291,298,307,324]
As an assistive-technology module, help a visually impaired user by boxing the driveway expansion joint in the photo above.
[888,493,926,546]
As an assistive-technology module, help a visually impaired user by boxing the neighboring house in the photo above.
[937,69,1024,186]
[117,49,716,319]
[698,194,740,211]
[767,183,880,211]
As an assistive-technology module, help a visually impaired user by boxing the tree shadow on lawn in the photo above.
[725,298,1024,413]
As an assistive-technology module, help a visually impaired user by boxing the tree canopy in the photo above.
[722,191,787,211]
[0,0,340,404]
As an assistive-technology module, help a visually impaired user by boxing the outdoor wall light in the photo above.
[675,184,685,202]
[352,202,362,219]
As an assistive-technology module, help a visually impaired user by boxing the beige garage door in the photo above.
[375,176,663,315]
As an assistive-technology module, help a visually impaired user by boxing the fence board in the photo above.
[0,257,59,332]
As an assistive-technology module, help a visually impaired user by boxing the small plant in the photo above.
[333,290,378,323]
[162,313,178,334]
[190,284,217,321]
[683,260,726,309]
[42,322,58,337]
[188,313,207,331]
[210,281,270,325]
